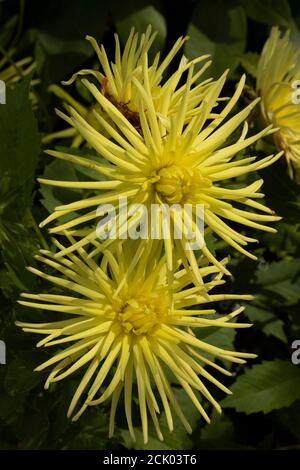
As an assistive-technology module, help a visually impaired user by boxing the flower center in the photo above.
[155,164,209,204]
[117,291,167,336]
[101,77,142,133]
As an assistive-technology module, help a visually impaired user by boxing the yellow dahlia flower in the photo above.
[257,27,300,182]
[43,27,212,146]
[40,61,281,286]
[17,236,254,443]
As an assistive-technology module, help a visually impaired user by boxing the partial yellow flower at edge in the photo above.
[257,26,300,183]
[65,26,212,119]
[40,63,282,287]
[42,26,212,147]
[16,236,255,443]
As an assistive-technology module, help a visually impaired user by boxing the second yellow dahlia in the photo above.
[17,236,254,443]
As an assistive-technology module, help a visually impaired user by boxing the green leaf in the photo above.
[265,280,300,306]
[262,160,300,225]
[241,0,291,27]
[39,147,109,221]
[185,2,247,79]
[277,400,300,440]
[65,408,110,450]
[0,15,18,48]
[0,75,40,214]
[239,52,260,78]
[196,326,236,366]
[36,35,92,85]
[0,219,40,292]
[245,304,287,343]
[256,259,300,286]
[222,360,300,413]
[200,411,234,444]
[262,222,300,258]
[54,146,109,182]
[0,390,24,420]
[198,411,253,449]
[38,32,92,57]
[200,326,236,350]
[255,259,300,306]
[5,352,44,395]
[14,406,49,449]
[39,158,83,215]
